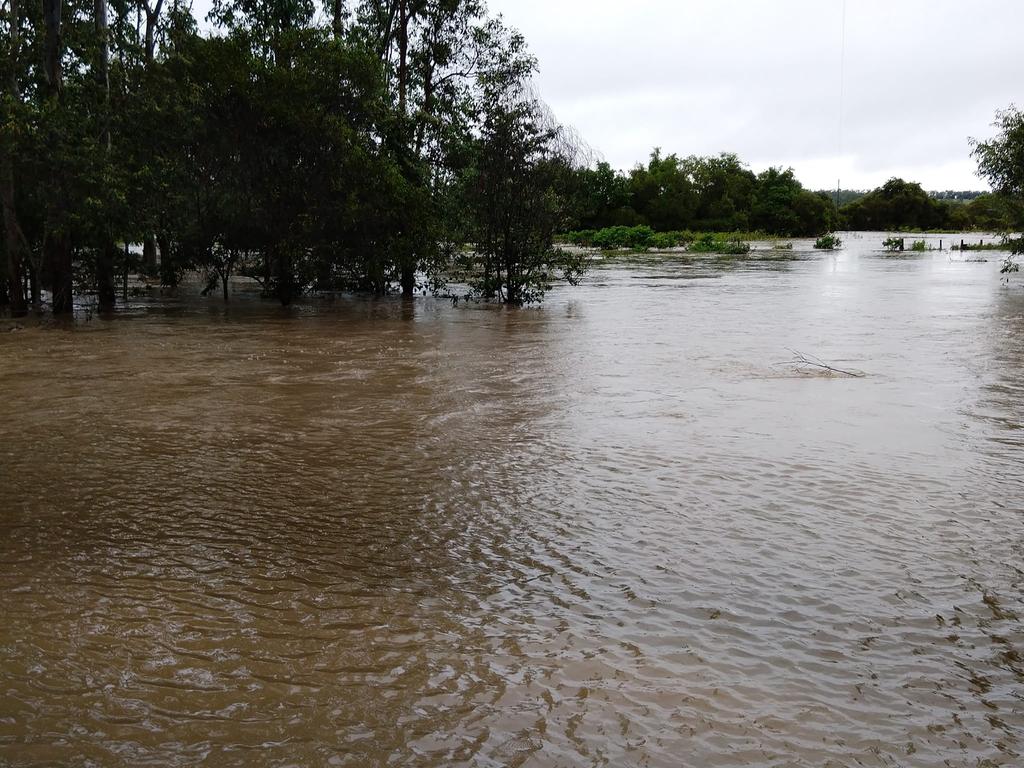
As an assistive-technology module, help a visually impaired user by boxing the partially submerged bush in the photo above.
[688,233,751,254]
[649,232,683,250]
[882,236,902,251]
[564,226,764,253]
[910,239,928,252]
[564,230,596,247]
[814,233,842,250]
[590,225,655,250]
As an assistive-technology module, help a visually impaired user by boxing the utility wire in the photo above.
[835,0,847,217]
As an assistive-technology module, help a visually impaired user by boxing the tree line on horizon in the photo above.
[562,152,1022,238]
[1,1,1021,317]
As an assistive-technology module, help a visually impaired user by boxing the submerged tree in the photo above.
[837,178,952,231]
[0,0,591,315]
[971,105,1024,263]
[459,32,585,305]
[1,0,30,316]
[750,167,833,237]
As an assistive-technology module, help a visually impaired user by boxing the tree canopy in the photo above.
[971,106,1024,246]
[0,0,587,314]
[2,6,1021,317]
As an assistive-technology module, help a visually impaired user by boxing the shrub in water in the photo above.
[591,225,655,250]
[814,233,842,250]
[689,233,751,254]
[649,232,682,250]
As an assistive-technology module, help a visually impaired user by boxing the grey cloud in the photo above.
[490,0,1022,189]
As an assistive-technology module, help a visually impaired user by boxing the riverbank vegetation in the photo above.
[562,154,837,237]
[0,0,588,316]
[560,226,763,252]
[1,1,1022,317]
[563,161,1021,239]
[971,106,1024,273]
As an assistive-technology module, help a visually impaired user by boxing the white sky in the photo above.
[189,0,1022,190]
[487,0,1022,190]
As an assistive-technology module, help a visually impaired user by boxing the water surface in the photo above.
[1,233,1023,766]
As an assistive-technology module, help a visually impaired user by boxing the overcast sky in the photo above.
[190,0,1020,190]
[485,0,1022,190]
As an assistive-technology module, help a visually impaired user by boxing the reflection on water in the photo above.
[1,234,1023,766]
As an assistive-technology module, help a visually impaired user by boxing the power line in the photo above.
[835,0,847,216]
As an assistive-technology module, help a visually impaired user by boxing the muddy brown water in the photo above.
[1,232,1023,767]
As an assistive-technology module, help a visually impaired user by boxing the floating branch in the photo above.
[781,349,865,378]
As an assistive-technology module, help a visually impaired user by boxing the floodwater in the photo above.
[1,232,1022,767]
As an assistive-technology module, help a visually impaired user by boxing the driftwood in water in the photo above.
[782,349,865,378]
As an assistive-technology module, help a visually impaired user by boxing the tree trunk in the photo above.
[220,252,234,302]
[157,233,176,287]
[143,0,163,62]
[95,0,116,310]
[414,62,434,155]
[43,0,72,315]
[400,264,415,298]
[96,242,118,310]
[397,0,408,117]
[140,2,163,280]
[122,242,129,301]
[46,231,73,314]
[276,249,293,306]
[143,235,157,270]
[2,0,27,317]
[42,0,62,93]
[332,0,343,38]
[28,265,39,307]
[2,179,28,317]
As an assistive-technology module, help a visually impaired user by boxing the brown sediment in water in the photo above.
[1,233,1022,766]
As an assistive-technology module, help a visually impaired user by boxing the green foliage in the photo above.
[590,226,655,250]
[563,153,835,237]
[751,167,833,236]
[882,237,903,252]
[688,233,751,255]
[649,232,683,250]
[910,239,928,252]
[0,0,586,309]
[840,179,951,231]
[972,107,1024,200]
[456,31,586,305]
[971,107,1024,243]
[818,189,867,207]
[814,234,842,250]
